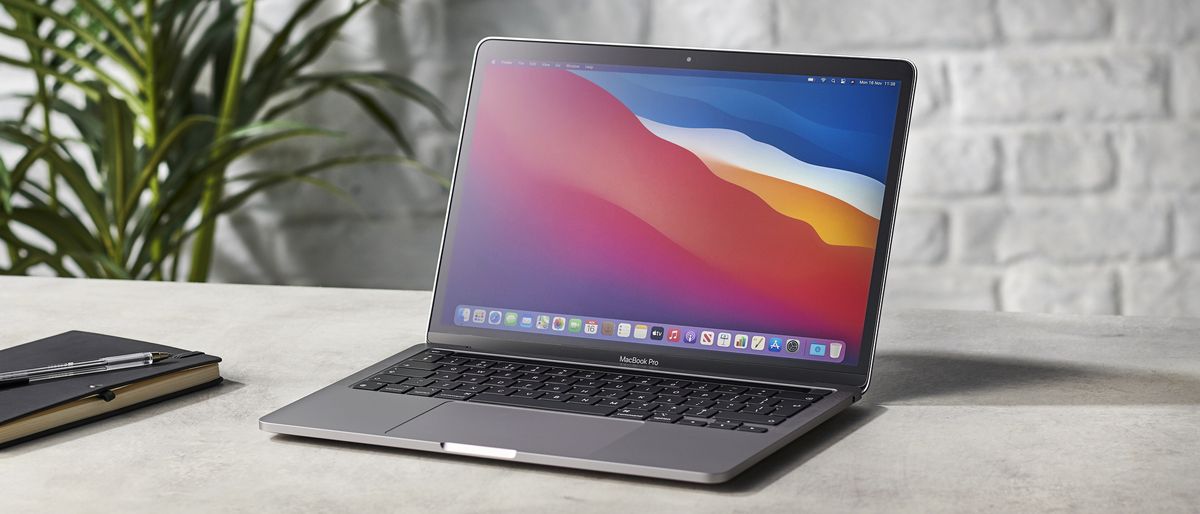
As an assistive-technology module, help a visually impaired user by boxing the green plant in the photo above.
[0,0,449,281]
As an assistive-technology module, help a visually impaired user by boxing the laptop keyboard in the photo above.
[350,349,832,434]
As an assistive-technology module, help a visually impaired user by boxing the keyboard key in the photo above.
[708,421,741,430]
[603,383,635,391]
[744,405,776,415]
[628,393,657,402]
[382,368,434,379]
[660,380,691,389]
[574,371,603,380]
[568,397,602,405]
[775,389,818,400]
[544,368,575,377]
[715,385,747,394]
[626,401,657,411]
[741,395,772,405]
[627,377,660,386]
[512,390,544,399]
[575,379,606,388]
[491,371,523,379]
[729,394,756,403]
[491,363,521,371]
[457,384,489,393]
[568,387,599,396]
[676,419,707,427]
[440,357,468,366]
[772,406,806,417]
[776,399,812,410]
[469,393,617,416]
[544,377,578,386]
[462,368,493,377]
[598,399,629,409]
[682,398,715,408]
[368,374,406,384]
[713,402,745,411]
[432,381,458,390]
[745,388,775,397]
[486,387,518,396]
[690,391,722,400]
[660,388,688,397]
[521,365,549,373]
[522,374,551,382]
[435,390,475,400]
[403,378,435,387]
[656,395,685,405]
[539,384,570,393]
[647,413,682,423]
[613,409,652,420]
[630,385,662,394]
[602,374,633,382]
[459,376,488,384]
[398,361,440,371]
[654,404,689,414]
[412,352,443,363]
[595,390,628,399]
[686,407,718,418]
[543,393,573,402]
[463,359,494,368]
[407,387,438,396]
[513,380,542,390]
[353,381,385,391]
[714,412,785,426]
[684,382,718,392]
[431,372,462,381]
[736,426,768,433]
[380,385,412,394]
[483,378,515,386]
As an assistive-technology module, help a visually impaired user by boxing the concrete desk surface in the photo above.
[1,276,1197,513]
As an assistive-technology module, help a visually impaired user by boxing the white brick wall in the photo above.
[3,0,1198,318]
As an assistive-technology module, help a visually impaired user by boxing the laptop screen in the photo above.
[430,49,904,369]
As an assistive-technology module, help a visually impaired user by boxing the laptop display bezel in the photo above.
[424,38,915,390]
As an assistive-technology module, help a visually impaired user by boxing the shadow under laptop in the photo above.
[868,351,1200,406]
[268,403,886,493]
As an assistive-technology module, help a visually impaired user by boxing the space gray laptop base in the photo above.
[259,343,855,483]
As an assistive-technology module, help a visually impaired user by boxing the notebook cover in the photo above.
[0,331,222,426]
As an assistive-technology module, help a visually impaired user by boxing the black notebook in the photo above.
[0,331,222,448]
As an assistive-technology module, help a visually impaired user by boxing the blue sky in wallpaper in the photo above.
[571,68,901,183]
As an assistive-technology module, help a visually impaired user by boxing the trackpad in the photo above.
[386,402,640,457]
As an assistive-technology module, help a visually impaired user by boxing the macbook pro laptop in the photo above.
[260,38,916,483]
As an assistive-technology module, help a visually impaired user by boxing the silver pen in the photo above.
[0,352,172,388]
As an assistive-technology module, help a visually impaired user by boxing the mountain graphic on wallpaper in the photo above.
[452,65,875,351]
[635,117,882,249]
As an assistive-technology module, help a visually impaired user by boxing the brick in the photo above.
[1015,132,1115,194]
[998,0,1112,41]
[1177,195,1200,258]
[902,133,1001,197]
[883,268,998,311]
[649,0,774,49]
[776,0,997,49]
[952,53,1166,122]
[889,208,948,265]
[957,203,1170,264]
[1117,126,1200,192]
[1115,0,1200,43]
[1001,265,1119,314]
[1175,49,1200,118]
[1123,263,1200,317]
[908,58,949,125]
[442,0,649,59]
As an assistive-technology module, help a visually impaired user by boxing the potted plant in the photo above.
[0,0,448,281]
